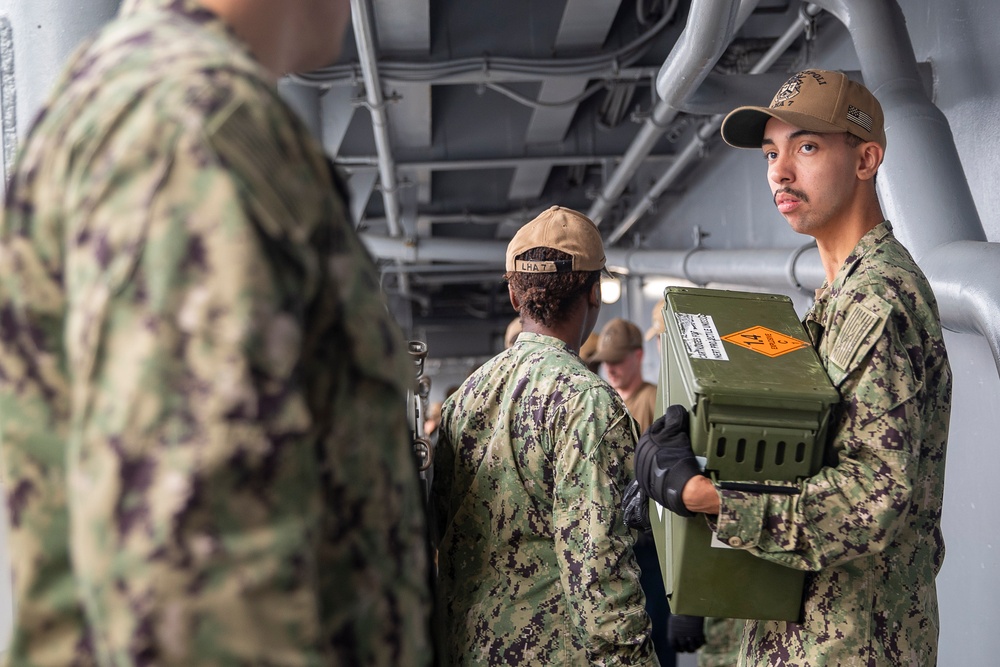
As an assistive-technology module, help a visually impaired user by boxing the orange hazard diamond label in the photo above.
[722,325,810,358]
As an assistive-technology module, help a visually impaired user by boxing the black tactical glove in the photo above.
[667,614,706,653]
[634,404,702,518]
[621,479,650,530]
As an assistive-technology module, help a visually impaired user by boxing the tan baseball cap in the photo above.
[506,206,606,273]
[721,69,886,150]
[591,318,644,363]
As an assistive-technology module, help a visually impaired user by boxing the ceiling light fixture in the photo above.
[601,275,622,304]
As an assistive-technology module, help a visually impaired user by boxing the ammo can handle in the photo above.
[716,481,801,495]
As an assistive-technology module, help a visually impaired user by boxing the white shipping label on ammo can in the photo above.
[674,312,729,361]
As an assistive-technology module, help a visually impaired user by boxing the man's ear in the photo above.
[857,141,884,181]
[509,284,521,311]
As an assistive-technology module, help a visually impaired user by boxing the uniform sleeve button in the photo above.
[728,536,743,547]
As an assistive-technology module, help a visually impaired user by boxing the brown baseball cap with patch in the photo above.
[506,206,606,273]
[721,69,886,150]
[591,318,644,364]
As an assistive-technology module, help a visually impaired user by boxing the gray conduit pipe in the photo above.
[586,0,754,226]
[811,0,1000,374]
[360,234,510,265]
[359,233,825,291]
[920,242,1000,362]
[351,0,402,238]
[608,3,822,245]
[605,246,825,290]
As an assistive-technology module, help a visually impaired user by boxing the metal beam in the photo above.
[351,0,403,236]
[319,85,358,157]
[372,0,429,55]
[336,153,675,172]
[508,0,624,201]
[588,0,756,225]
[608,4,820,245]
[370,0,431,235]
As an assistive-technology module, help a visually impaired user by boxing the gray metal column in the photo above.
[3,0,118,137]
[811,0,1000,373]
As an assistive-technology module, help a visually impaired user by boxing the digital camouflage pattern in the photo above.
[711,222,952,666]
[0,0,431,664]
[431,332,657,666]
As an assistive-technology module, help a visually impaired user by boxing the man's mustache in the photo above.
[773,187,809,206]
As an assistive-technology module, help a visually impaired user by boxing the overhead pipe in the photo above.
[360,232,825,291]
[675,64,932,118]
[810,0,986,252]
[675,71,789,115]
[351,0,402,237]
[360,233,509,265]
[920,243,1000,361]
[587,0,756,226]
[809,0,1000,372]
[608,3,822,245]
[606,245,824,290]
[409,273,508,287]
[358,0,1000,372]
[378,263,503,274]
[652,0,755,100]
[336,153,675,171]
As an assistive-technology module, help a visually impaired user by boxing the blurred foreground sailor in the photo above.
[0,0,431,663]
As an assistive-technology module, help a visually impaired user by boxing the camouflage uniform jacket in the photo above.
[431,332,657,666]
[712,222,952,666]
[0,0,431,664]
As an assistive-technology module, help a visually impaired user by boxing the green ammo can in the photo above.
[649,286,839,621]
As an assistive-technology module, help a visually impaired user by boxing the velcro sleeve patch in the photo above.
[829,302,882,371]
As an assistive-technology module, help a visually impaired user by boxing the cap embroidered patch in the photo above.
[847,104,873,132]
[720,69,886,149]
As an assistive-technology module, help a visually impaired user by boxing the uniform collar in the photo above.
[816,220,894,300]
[517,331,577,356]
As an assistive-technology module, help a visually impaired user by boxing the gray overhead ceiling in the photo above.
[283,0,811,355]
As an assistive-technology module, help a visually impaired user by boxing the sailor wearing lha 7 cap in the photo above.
[432,205,656,666]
